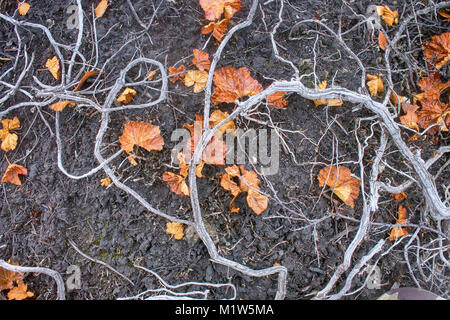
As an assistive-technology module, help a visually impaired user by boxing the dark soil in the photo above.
[0,0,448,300]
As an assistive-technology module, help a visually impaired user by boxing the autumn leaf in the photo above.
[17,1,30,16]
[318,165,360,208]
[201,19,229,42]
[376,5,398,27]
[73,70,99,92]
[162,172,190,196]
[313,81,343,106]
[212,66,263,105]
[196,162,205,178]
[183,70,208,93]
[399,102,419,131]
[423,32,450,70]
[378,31,388,51]
[220,165,269,215]
[391,192,407,202]
[100,177,112,187]
[415,72,450,102]
[209,109,236,137]
[119,121,164,164]
[199,0,241,21]
[177,152,189,178]
[439,9,450,20]
[390,92,406,105]
[192,49,211,71]
[146,70,157,81]
[7,280,34,300]
[266,91,289,109]
[0,116,20,152]
[168,65,186,83]
[0,262,22,291]
[1,163,27,186]
[166,222,184,240]
[95,0,109,18]
[117,88,137,104]
[45,56,60,80]
[49,100,75,112]
[417,98,450,134]
[389,205,410,241]
[366,74,384,96]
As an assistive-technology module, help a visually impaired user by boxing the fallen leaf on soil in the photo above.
[391,192,407,202]
[166,222,184,240]
[1,163,27,186]
[376,5,398,27]
[423,32,450,69]
[417,98,450,134]
[146,70,157,81]
[183,70,208,93]
[220,165,269,215]
[196,162,205,178]
[211,66,263,105]
[0,116,20,152]
[199,0,241,21]
[116,88,137,104]
[95,0,109,18]
[17,1,30,16]
[390,92,406,105]
[439,9,450,20]
[192,49,211,71]
[366,74,384,96]
[0,261,22,291]
[318,165,360,208]
[266,91,289,108]
[177,152,189,178]
[389,205,409,241]
[119,121,164,164]
[209,109,236,137]
[162,172,190,196]
[201,19,229,42]
[415,72,450,102]
[400,102,419,131]
[7,280,34,300]
[313,81,343,106]
[168,65,186,83]
[45,56,60,80]
[74,70,99,92]
[49,100,75,112]
[100,177,111,187]
[378,31,388,50]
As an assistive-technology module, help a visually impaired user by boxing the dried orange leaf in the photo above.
[45,56,60,80]
[439,9,450,20]
[212,66,263,105]
[166,222,184,240]
[415,72,450,102]
[168,65,186,83]
[183,70,208,93]
[100,177,112,187]
[177,152,189,178]
[417,98,450,134]
[209,109,236,137]
[95,0,109,18]
[366,74,384,96]
[199,0,241,21]
[192,49,211,71]
[0,263,22,291]
[267,91,289,109]
[162,172,190,196]
[201,136,226,165]
[119,121,164,162]
[423,32,450,70]
[1,117,20,131]
[318,165,360,208]
[117,88,137,104]
[1,163,27,186]
[247,189,269,215]
[74,70,99,92]
[313,81,343,106]
[49,100,75,112]
[196,162,205,178]
[146,70,157,81]
[400,102,419,131]
[1,133,18,152]
[390,92,406,105]
[389,205,409,241]
[391,192,407,202]
[201,19,229,42]
[7,280,34,300]
[376,5,398,27]
[17,1,30,16]
[378,31,388,50]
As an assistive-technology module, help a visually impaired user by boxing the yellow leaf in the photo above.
[318,165,360,208]
[7,280,34,300]
[1,133,18,152]
[100,177,112,187]
[18,2,30,16]
[117,88,137,104]
[45,56,60,80]
[376,5,398,27]
[183,70,208,93]
[49,100,75,112]
[1,163,27,186]
[366,74,384,96]
[166,222,184,240]
[95,0,109,18]
[313,81,343,106]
